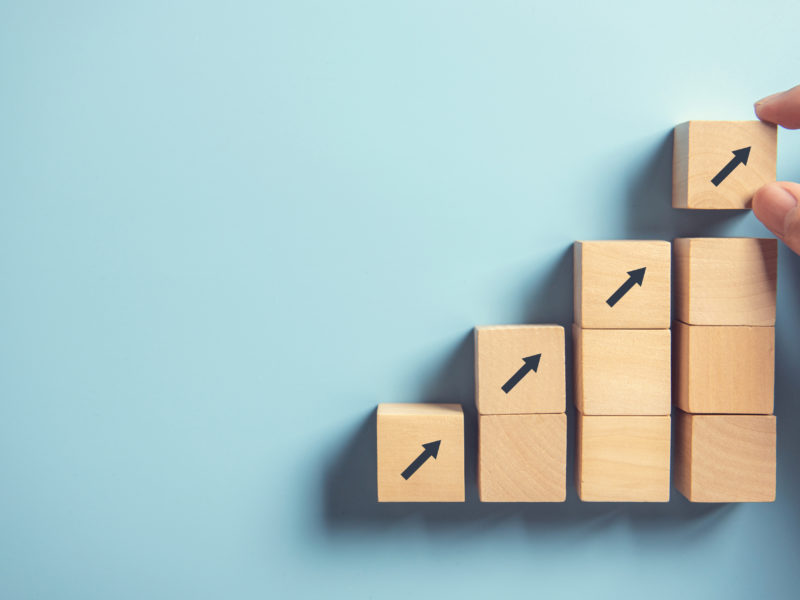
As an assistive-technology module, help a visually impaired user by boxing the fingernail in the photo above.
[758,185,798,236]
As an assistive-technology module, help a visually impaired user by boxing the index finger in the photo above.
[755,85,800,129]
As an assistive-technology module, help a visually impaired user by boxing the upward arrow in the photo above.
[501,354,542,394]
[401,441,441,480]
[606,268,646,307]
[711,147,751,187]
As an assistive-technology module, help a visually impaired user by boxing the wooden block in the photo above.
[478,414,566,502]
[674,411,776,502]
[576,414,671,502]
[674,237,777,326]
[377,403,464,502]
[673,120,777,209]
[573,326,670,415]
[673,321,774,414]
[574,240,671,329]
[474,325,565,415]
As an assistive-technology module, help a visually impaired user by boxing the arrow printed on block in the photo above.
[606,267,646,307]
[501,353,541,394]
[401,440,441,480]
[711,146,751,187]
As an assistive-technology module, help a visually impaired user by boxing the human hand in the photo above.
[753,85,800,253]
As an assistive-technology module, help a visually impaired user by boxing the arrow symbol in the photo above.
[606,268,646,307]
[501,354,541,394]
[401,440,441,480]
[711,147,751,187]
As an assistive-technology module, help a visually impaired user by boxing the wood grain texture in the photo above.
[474,325,565,415]
[672,120,777,209]
[674,411,776,502]
[574,240,671,329]
[674,237,777,326]
[478,414,566,502]
[377,403,464,502]
[576,414,671,502]
[573,325,671,415]
[673,321,774,414]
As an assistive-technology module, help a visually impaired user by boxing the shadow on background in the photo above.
[773,247,800,522]
[318,129,796,535]
[624,130,747,239]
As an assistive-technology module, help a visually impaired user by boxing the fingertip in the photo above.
[754,92,781,121]
[752,182,798,237]
[753,85,800,129]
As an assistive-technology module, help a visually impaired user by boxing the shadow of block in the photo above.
[625,130,747,239]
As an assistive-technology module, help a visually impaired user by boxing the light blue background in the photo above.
[2,2,800,598]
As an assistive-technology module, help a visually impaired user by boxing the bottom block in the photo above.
[576,413,671,502]
[377,403,465,502]
[478,413,567,502]
[674,411,776,502]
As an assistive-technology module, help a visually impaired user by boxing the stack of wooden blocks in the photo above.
[374,119,780,505]
[573,241,672,501]
[671,120,778,503]
[671,238,778,502]
[474,325,567,502]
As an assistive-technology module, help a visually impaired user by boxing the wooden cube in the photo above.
[573,326,670,415]
[574,240,671,329]
[377,403,464,502]
[673,321,774,414]
[576,414,671,502]
[474,325,565,415]
[674,237,777,326]
[673,120,777,209]
[478,413,566,502]
[674,412,776,502]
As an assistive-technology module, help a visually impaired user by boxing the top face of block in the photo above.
[376,403,464,502]
[674,237,777,325]
[673,120,777,209]
[474,325,565,415]
[377,403,463,417]
[574,240,671,329]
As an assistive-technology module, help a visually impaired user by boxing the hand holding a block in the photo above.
[753,85,800,253]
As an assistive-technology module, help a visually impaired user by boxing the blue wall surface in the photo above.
[2,2,800,598]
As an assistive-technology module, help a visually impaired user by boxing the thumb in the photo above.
[753,182,800,254]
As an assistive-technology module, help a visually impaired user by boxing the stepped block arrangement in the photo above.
[672,120,777,209]
[576,414,671,502]
[574,240,672,501]
[374,120,781,506]
[475,325,567,502]
[376,403,465,502]
[674,413,776,502]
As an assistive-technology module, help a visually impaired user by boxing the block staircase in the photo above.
[376,120,779,504]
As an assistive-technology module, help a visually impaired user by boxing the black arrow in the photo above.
[606,267,646,307]
[711,147,751,187]
[401,440,441,480]
[501,354,541,394]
